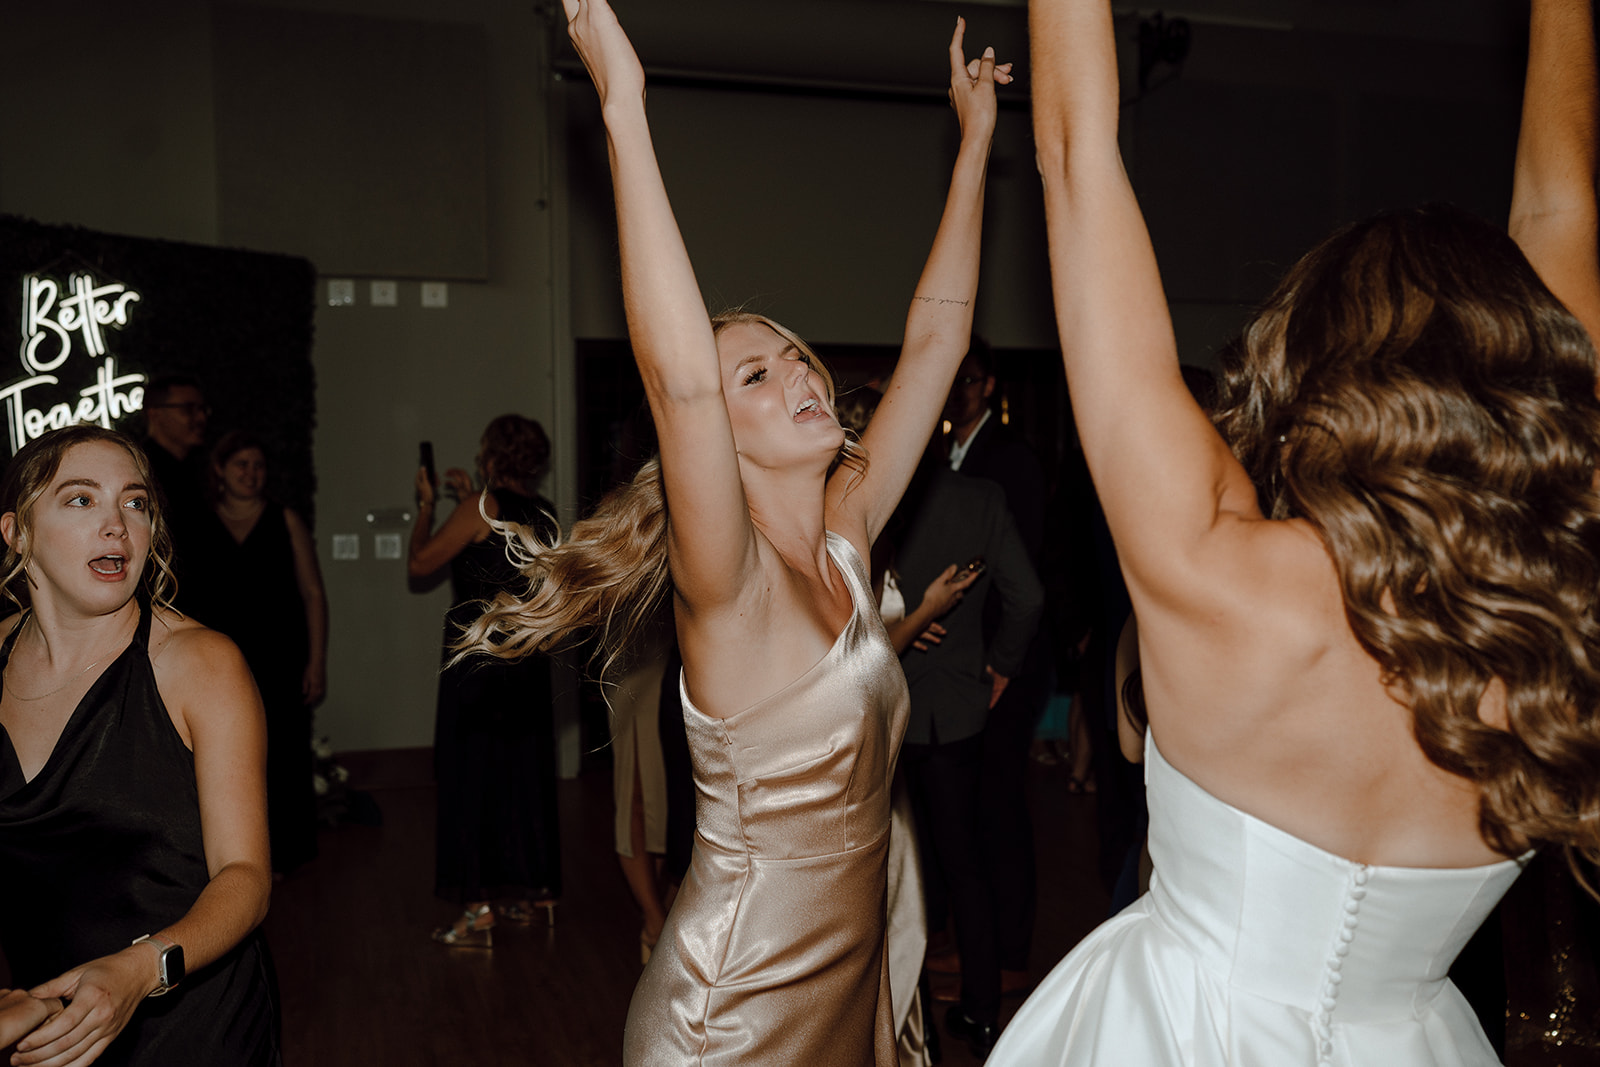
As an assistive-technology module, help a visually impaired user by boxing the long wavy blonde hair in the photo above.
[1214,205,1600,871]
[456,311,865,678]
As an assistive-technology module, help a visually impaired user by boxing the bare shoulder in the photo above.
[283,507,310,535]
[677,533,855,718]
[146,610,260,746]
[1136,515,1350,722]
[821,501,872,569]
[1218,512,1333,593]
[1141,510,1336,637]
[148,610,253,690]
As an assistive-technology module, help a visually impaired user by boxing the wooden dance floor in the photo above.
[80,753,1113,1066]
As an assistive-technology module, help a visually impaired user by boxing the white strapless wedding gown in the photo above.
[991,736,1525,1066]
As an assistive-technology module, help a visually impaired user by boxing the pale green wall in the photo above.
[0,0,1526,756]
[0,1,220,245]
[0,0,577,760]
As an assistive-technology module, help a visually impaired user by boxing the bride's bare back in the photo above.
[1137,514,1502,868]
[1032,0,1600,870]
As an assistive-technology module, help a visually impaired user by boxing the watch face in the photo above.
[162,944,186,989]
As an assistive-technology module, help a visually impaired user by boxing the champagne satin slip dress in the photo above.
[623,532,911,1066]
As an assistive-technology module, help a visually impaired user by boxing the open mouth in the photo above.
[795,397,822,417]
[89,555,126,575]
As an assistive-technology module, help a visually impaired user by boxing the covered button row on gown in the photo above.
[1314,864,1371,1066]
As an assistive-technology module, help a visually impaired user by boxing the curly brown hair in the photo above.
[0,426,177,613]
[475,414,551,490]
[1214,204,1600,869]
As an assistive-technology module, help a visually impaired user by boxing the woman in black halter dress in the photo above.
[407,415,561,945]
[0,426,278,1066]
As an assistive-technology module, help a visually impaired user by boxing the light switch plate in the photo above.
[370,280,397,307]
[327,279,355,307]
[374,533,402,560]
[421,282,448,309]
[332,534,359,560]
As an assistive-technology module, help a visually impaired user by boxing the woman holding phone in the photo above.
[408,415,562,945]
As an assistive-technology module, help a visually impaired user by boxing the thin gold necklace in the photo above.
[4,617,132,702]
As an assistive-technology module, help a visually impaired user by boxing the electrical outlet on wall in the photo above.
[332,534,359,560]
[370,280,397,306]
[374,533,402,560]
[327,279,354,306]
[420,282,448,308]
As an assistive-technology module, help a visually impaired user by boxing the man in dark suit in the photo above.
[139,375,211,606]
[944,338,1046,555]
[895,446,1043,1057]
[944,338,1054,996]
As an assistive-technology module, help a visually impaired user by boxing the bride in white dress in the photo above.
[999,1,1600,1064]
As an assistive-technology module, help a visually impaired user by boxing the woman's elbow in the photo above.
[219,859,274,929]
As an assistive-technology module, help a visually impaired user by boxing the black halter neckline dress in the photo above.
[0,604,280,1066]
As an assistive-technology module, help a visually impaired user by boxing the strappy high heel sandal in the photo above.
[431,903,494,948]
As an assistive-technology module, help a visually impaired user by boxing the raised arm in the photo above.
[1029,0,1257,607]
[563,0,756,610]
[1509,0,1600,347]
[407,467,487,577]
[830,20,1010,542]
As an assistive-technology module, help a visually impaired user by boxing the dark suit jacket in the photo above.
[951,415,1047,563]
[139,438,210,610]
[896,469,1043,746]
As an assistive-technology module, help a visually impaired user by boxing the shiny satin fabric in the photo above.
[887,782,932,1067]
[623,533,910,1066]
[991,735,1526,1066]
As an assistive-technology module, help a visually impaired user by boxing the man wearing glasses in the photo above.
[140,375,211,601]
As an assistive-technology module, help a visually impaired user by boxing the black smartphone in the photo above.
[959,556,986,579]
[419,441,437,487]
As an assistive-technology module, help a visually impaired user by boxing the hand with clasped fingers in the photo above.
[562,0,646,110]
[10,943,157,1067]
[0,990,63,1060]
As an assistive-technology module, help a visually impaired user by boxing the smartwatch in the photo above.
[131,934,185,996]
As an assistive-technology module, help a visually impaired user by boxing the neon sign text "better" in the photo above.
[8,272,146,452]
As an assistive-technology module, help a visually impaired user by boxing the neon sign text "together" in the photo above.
[7,272,147,452]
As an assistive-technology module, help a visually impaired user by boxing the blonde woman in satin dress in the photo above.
[469,2,1007,1062]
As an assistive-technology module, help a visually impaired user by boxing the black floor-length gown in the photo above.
[195,503,318,873]
[434,489,562,904]
[0,605,281,1066]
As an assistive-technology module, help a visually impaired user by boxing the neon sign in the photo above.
[6,271,146,454]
